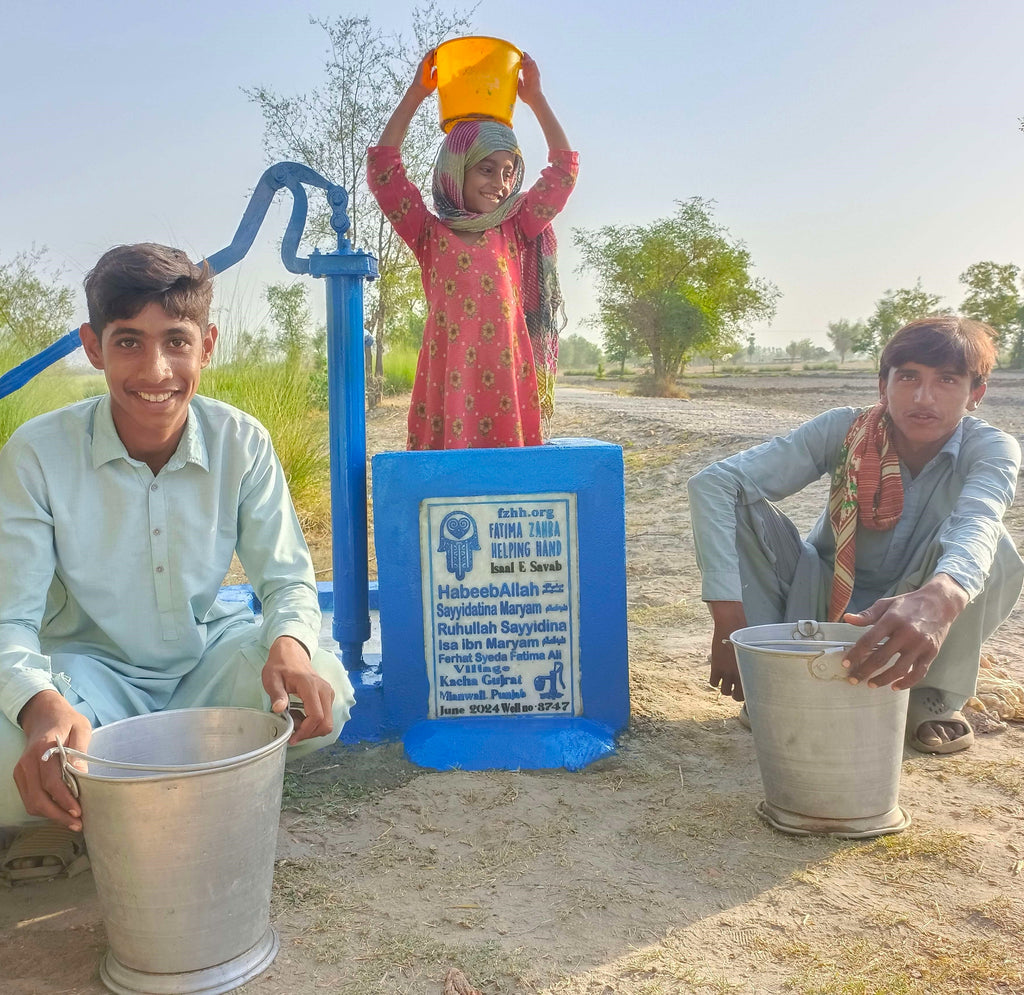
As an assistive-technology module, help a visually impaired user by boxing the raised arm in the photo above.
[517,53,570,152]
[378,51,437,148]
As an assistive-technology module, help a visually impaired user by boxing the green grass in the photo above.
[380,343,420,395]
[0,347,103,448]
[202,358,331,534]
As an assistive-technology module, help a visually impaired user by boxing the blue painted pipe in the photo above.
[0,328,82,400]
[310,244,377,669]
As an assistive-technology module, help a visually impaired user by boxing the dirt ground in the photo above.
[5,370,1024,995]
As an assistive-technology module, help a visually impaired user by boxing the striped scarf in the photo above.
[827,404,904,621]
[432,120,565,420]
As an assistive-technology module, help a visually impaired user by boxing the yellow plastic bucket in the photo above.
[431,36,523,132]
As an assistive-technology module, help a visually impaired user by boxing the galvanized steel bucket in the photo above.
[55,707,292,995]
[731,621,911,839]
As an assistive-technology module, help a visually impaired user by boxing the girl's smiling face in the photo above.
[462,152,517,214]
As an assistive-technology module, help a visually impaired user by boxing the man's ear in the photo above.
[201,323,218,369]
[79,323,105,371]
[970,381,987,410]
[877,376,887,406]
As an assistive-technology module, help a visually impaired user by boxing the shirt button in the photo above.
[152,528,161,536]
[151,484,159,492]
[156,565,165,573]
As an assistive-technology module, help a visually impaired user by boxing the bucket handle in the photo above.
[42,711,294,785]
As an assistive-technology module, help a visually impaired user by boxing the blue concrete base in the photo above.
[403,715,617,772]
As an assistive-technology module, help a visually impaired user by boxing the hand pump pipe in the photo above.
[0,162,378,670]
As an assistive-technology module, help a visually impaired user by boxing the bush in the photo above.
[802,361,839,372]
[632,371,689,399]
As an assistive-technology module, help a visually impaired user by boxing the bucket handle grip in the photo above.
[807,647,853,682]
[48,736,81,800]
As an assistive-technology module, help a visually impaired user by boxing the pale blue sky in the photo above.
[2,0,1022,350]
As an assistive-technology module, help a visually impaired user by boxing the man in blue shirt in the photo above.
[0,244,355,858]
[688,317,1023,755]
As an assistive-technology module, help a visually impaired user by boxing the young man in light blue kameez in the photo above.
[0,244,355,876]
[688,317,1023,755]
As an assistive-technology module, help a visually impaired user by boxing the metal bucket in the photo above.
[731,621,911,839]
[55,707,292,995]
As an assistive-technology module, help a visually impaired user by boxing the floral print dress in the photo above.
[368,146,578,449]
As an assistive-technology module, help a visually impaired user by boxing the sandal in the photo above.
[907,688,975,755]
[1,824,90,884]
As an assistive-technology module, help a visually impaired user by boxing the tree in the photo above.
[785,337,820,362]
[265,282,313,362]
[854,280,946,367]
[0,249,75,362]
[574,198,779,394]
[558,333,602,371]
[959,260,1024,366]
[826,318,863,364]
[247,5,474,396]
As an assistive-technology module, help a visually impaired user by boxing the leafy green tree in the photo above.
[853,280,946,367]
[959,260,1024,366]
[574,198,779,394]
[246,6,473,395]
[826,318,862,364]
[0,249,75,362]
[785,337,821,362]
[265,282,313,362]
[558,333,603,371]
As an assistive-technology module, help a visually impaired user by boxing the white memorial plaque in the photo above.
[420,493,581,719]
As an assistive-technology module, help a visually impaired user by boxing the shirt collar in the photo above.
[912,420,964,478]
[91,395,210,472]
[940,420,964,462]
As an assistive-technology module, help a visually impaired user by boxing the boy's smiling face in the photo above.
[81,301,217,470]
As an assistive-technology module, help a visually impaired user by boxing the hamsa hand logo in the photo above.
[438,511,480,580]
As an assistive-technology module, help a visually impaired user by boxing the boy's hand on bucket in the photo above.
[840,574,970,690]
[14,689,92,831]
[262,636,335,745]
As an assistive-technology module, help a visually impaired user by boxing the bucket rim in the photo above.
[58,707,292,784]
[729,621,865,656]
[436,35,523,58]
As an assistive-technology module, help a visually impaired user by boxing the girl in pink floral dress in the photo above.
[369,52,577,449]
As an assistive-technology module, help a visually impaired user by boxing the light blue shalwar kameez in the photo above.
[0,394,355,826]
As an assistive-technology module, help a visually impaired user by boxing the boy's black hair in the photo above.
[84,243,213,335]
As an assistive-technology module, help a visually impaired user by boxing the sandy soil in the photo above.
[5,370,1024,995]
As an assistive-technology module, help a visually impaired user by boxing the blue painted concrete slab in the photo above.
[372,438,629,771]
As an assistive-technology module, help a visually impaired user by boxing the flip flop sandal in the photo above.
[907,688,975,755]
[1,824,90,884]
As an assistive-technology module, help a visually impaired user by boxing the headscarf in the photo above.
[431,120,566,420]
[827,403,904,621]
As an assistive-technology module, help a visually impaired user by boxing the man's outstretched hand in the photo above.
[841,574,969,690]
